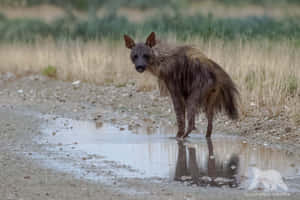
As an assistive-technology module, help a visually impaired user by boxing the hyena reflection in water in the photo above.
[174,139,239,187]
[124,32,239,138]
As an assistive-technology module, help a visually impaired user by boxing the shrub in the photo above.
[0,13,300,42]
[42,65,57,78]
[286,75,298,95]
[0,18,51,42]
[72,14,135,40]
[192,0,300,6]
[0,12,6,21]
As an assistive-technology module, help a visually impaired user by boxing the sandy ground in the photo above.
[1,74,300,200]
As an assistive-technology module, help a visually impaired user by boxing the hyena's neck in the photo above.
[148,41,174,77]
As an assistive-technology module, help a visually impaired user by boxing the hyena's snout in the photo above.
[135,64,146,73]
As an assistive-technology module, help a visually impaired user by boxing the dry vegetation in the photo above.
[0,38,299,124]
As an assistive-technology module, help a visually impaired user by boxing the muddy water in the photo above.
[39,117,300,190]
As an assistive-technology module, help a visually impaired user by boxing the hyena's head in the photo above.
[123,32,156,73]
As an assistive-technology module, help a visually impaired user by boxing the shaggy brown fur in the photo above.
[124,32,239,138]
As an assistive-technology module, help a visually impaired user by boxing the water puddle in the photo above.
[38,117,300,191]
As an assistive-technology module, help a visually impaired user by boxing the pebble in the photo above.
[96,121,103,128]
[72,80,81,85]
[1,72,16,81]
[180,176,192,181]
[285,127,292,133]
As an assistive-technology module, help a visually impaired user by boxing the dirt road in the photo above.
[1,74,299,200]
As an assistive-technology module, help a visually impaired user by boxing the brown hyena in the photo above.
[124,32,239,138]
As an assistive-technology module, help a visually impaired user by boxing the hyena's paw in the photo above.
[176,130,184,138]
[182,127,194,138]
[181,133,189,139]
[175,136,185,141]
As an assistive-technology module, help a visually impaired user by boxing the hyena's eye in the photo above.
[143,54,150,60]
[132,55,138,60]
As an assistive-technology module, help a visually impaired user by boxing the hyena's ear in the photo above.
[124,34,135,49]
[145,32,156,48]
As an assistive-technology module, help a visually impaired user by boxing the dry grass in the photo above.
[0,38,157,90]
[0,5,67,22]
[0,38,299,124]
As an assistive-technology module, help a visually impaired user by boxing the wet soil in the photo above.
[1,74,300,199]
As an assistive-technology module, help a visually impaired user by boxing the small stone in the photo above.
[290,163,295,167]
[72,80,81,85]
[95,121,103,128]
[201,176,212,181]
[180,176,192,181]
[2,72,16,81]
[285,127,292,133]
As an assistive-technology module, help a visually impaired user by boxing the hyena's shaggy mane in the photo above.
[149,44,240,119]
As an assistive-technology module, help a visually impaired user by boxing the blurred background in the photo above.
[0,0,300,41]
[0,0,299,121]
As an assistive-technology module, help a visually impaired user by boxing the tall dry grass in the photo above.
[0,38,299,123]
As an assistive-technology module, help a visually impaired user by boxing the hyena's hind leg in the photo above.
[205,108,214,138]
[205,91,218,138]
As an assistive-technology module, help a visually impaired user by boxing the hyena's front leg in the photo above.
[183,106,196,138]
[182,92,198,138]
[172,95,185,138]
[168,85,185,138]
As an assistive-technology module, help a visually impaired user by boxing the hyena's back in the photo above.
[157,45,239,119]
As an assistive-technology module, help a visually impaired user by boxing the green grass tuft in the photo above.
[286,75,298,95]
[42,65,57,78]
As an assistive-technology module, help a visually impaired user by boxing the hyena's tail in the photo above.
[208,59,240,120]
[219,78,239,120]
